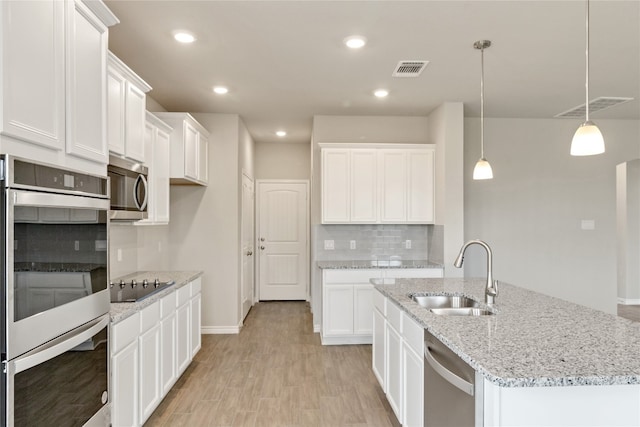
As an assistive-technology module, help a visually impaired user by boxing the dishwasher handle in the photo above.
[425,345,475,396]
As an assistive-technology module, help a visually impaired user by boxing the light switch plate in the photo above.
[324,240,335,250]
[350,240,356,250]
[581,220,595,230]
[405,240,412,249]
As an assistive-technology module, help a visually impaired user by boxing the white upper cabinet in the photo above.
[154,112,209,186]
[65,0,109,164]
[320,144,435,224]
[107,52,152,163]
[137,112,172,225]
[0,0,117,173]
[0,0,65,150]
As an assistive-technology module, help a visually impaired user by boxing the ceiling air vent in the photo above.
[392,60,429,77]
[555,97,634,118]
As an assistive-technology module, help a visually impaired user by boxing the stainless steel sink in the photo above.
[430,307,495,316]
[410,294,480,309]
[409,294,495,316]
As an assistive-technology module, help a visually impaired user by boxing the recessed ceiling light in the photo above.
[213,86,228,94]
[276,131,287,137]
[173,31,196,44]
[344,35,366,49]
[374,89,389,98]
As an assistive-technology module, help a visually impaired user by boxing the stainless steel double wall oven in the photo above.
[1,155,111,426]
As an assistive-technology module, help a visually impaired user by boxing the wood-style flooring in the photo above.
[618,304,640,322]
[145,301,400,427]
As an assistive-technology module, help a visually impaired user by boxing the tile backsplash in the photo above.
[314,224,443,263]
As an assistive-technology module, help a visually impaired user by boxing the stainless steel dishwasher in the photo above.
[424,330,482,427]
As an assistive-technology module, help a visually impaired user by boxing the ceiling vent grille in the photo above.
[555,97,634,118]
[392,60,429,77]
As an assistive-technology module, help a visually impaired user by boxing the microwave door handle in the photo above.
[12,315,109,374]
[133,174,148,211]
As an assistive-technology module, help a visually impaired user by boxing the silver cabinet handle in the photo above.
[424,345,474,396]
[260,237,265,242]
[260,246,265,250]
[246,251,253,256]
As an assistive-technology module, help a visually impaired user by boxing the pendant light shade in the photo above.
[571,0,605,156]
[473,40,493,180]
[473,158,494,180]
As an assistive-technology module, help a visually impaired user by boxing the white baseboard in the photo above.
[202,325,240,334]
[617,298,640,305]
[321,335,373,345]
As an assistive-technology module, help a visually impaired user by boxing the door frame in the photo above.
[240,172,255,322]
[255,179,310,302]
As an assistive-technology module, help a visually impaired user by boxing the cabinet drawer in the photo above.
[160,290,176,318]
[191,277,202,295]
[384,268,443,279]
[402,312,424,355]
[373,289,386,315]
[177,283,191,306]
[324,269,382,284]
[140,300,160,334]
[112,312,140,355]
[386,300,402,332]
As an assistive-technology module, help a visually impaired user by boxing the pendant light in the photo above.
[570,0,605,156]
[473,40,493,180]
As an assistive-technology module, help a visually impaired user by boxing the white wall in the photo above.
[255,141,310,180]
[464,117,640,314]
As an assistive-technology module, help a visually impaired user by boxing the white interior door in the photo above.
[241,174,255,321]
[257,181,309,300]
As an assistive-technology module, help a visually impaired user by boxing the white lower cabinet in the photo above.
[111,312,140,427]
[322,267,442,345]
[138,301,161,425]
[373,289,425,427]
[111,278,202,426]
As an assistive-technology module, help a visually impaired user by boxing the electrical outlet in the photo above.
[350,240,356,250]
[405,240,412,249]
[117,248,122,262]
[158,241,162,252]
[74,240,80,251]
[581,220,595,230]
[324,240,335,250]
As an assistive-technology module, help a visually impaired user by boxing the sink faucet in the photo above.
[454,239,498,305]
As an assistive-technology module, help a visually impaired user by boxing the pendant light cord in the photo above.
[480,44,485,158]
[585,0,590,122]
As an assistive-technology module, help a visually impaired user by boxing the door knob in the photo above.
[246,251,253,256]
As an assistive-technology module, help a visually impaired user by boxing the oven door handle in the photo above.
[133,174,148,211]
[12,315,109,374]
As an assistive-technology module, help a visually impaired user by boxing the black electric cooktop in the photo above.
[110,279,175,303]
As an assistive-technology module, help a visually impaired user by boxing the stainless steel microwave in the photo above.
[107,155,148,221]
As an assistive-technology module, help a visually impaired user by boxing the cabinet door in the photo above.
[322,284,354,336]
[350,150,377,223]
[386,323,403,423]
[379,150,407,223]
[125,83,146,162]
[112,341,139,427]
[372,308,386,390]
[65,0,108,164]
[183,122,199,180]
[197,134,208,184]
[407,149,435,223]
[1,0,65,150]
[155,128,171,223]
[160,309,177,395]
[107,67,126,155]
[403,343,424,427]
[190,293,202,357]
[353,284,373,335]
[176,301,191,375]
[139,325,161,425]
[321,149,350,223]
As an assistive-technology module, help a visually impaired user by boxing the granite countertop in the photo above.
[317,259,443,269]
[374,278,640,388]
[110,270,203,324]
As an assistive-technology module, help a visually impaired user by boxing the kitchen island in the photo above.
[374,277,640,426]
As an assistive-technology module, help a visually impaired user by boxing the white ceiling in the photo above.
[104,0,640,145]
